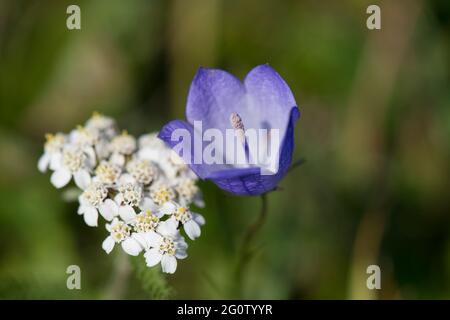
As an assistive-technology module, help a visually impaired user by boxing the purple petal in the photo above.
[186,67,246,132]
[186,64,297,142]
[242,64,297,133]
[158,120,232,179]
[209,106,300,195]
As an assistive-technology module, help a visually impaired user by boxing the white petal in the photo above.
[192,212,206,226]
[50,168,72,188]
[137,148,159,161]
[114,193,124,204]
[184,220,201,240]
[161,162,177,179]
[78,194,89,207]
[165,216,179,230]
[38,153,50,172]
[119,173,135,185]
[157,220,178,237]
[175,249,188,260]
[133,231,161,250]
[99,199,119,221]
[83,206,98,227]
[102,236,115,254]
[161,255,177,274]
[69,129,78,142]
[144,248,162,267]
[111,153,125,167]
[85,147,97,168]
[145,231,163,247]
[159,202,177,216]
[74,169,91,190]
[119,205,136,223]
[140,197,159,213]
[121,237,142,256]
[194,197,205,208]
[77,205,86,215]
[176,238,188,250]
[132,232,149,250]
[49,153,62,171]
[95,142,109,159]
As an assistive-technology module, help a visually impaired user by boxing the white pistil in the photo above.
[230,112,250,162]
[230,112,246,144]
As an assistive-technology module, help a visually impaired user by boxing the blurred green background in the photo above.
[0,0,449,299]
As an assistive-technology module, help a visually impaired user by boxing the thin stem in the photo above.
[233,193,268,297]
[103,250,131,299]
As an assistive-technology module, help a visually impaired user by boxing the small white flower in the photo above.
[132,208,162,233]
[166,151,190,177]
[118,182,142,207]
[98,182,143,223]
[150,184,176,206]
[137,134,186,178]
[175,177,204,207]
[85,112,117,139]
[126,158,158,185]
[103,199,164,256]
[160,202,205,240]
[70,125,97,147]
[138,133,166,151]
[102,218,139,255]
[142,221,188,274]
[39,118,207,275]
[68,126,98,166]
[50,145,92,189]
[94,139,112,161]
[38,133,66,173]
[109,131,136,166]
[94,161,122,186]
[78,182,108,226]
[85,112,118,159]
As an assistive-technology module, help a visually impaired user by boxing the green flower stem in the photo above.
[103,250,131,299]
[233,193,268,297]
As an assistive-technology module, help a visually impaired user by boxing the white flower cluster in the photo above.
[38,112,205,274]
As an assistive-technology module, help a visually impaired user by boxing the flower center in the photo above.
[127,159,156,185]
[175,179,198,203]
[63,148,85,172]
[168,151,188,171]
[150,186,175,206]
[110,131,136,155]
[44,133,65,153]
[95,161,121,185]
[83,182,107,207]
[173,206,192,224]
[134,210,159,232]
[74,125,97,146]
[110,221,131,243]
[159,237,175,255]
[119,183,142,207]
